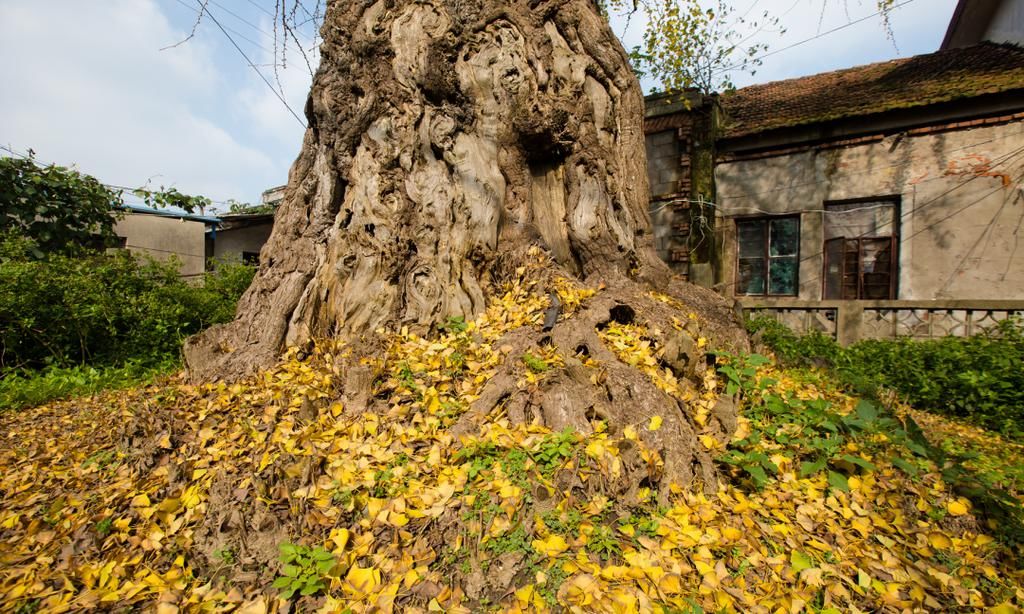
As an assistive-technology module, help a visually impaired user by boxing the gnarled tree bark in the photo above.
[185,0,747,490]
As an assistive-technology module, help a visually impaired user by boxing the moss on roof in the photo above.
[719,42,1024,138]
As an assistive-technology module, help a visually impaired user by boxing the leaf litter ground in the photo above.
[1,267,1023,613]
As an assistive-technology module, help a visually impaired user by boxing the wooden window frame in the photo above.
[822,197,901,300]
[734,215,801,297]
[823,237,898,300]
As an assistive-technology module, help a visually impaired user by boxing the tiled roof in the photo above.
[719,42,1024,138]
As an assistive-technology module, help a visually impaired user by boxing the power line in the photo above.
[729,144,1024,292]
[713,0,918,77]
[721,128,1024,203]
[244,0,276,19]
[658,128,1024,216]
[162,0,270,55]
[196,2,307,129]
[793,181,1018,292]
[687,143,1024,291]
[935,182,1016,294]
[167,0,316,52]
[208,0,275,40]
[125,244,206,259]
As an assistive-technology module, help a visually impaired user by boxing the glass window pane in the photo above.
[737,220,766,258]
[824,200,896,240]
[861,238,892,274]
[769,218,799,257]
[768,256,798,295]
[738,258,766,295]
[823,238,845,300]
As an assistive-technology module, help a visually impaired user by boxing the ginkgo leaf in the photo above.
[946,499,969,516]
[790,550,814,573]
[928,532,952,549]
[562,574,599,606]
[344,566,382,596]
[721,527,743,542]
[0,268,1019,614]
[532,534,569,558]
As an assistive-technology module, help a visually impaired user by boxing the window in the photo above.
[823,199,898,300]
[736,216,799,296]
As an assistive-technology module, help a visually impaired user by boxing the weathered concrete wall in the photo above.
[213,224,273,264]
[261,185,286,208]
[645,129,691,275]
[716,119,1024,300]
[643,97,719,282]
[646,130,682,198]
[114,214,208,278]
[648,198,690,276]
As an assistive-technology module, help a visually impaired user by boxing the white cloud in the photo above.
[234,17,319,192]
[0,0,278,204]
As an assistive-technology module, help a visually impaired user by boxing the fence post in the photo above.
[837,303,864,346]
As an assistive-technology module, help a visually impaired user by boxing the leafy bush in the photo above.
[747,315,1024,438]
[0,233,254,372]
[745,316,841,368]
[0,154,123,255]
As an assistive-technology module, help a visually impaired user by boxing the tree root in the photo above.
[452,277,747,497]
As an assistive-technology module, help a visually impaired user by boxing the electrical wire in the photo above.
[731,145,1024,292]
[195,1,307,129]
[125,244,206,259]
[244,0,276,19]
[166,0,316,51]
[720,128,1024,202]
[664,142,1024,291]
[166,0,273,55]
[711,0,918,77]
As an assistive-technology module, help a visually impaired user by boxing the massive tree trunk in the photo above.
[185,0,746,489]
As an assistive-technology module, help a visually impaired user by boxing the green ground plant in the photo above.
[744,317,1024,544]
[717,355,930,491]
[273,543,336,600]
[0,360,177,410]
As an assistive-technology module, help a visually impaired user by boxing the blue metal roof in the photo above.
[120,204,222,225]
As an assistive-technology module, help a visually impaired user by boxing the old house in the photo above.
[212,212,275,266]
[114,205,219,279]
[942,0,1024,49]
[114,205,275,277]
[644,41,1024,342]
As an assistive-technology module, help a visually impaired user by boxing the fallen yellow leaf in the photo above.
[947,499,969,516]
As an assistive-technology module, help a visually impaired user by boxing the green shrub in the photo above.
[745,316,841,367]
[0,155,123,255]
[747,315,1024,439]
[0,233,254,372]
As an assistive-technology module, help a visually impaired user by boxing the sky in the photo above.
[0,0,958,211]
